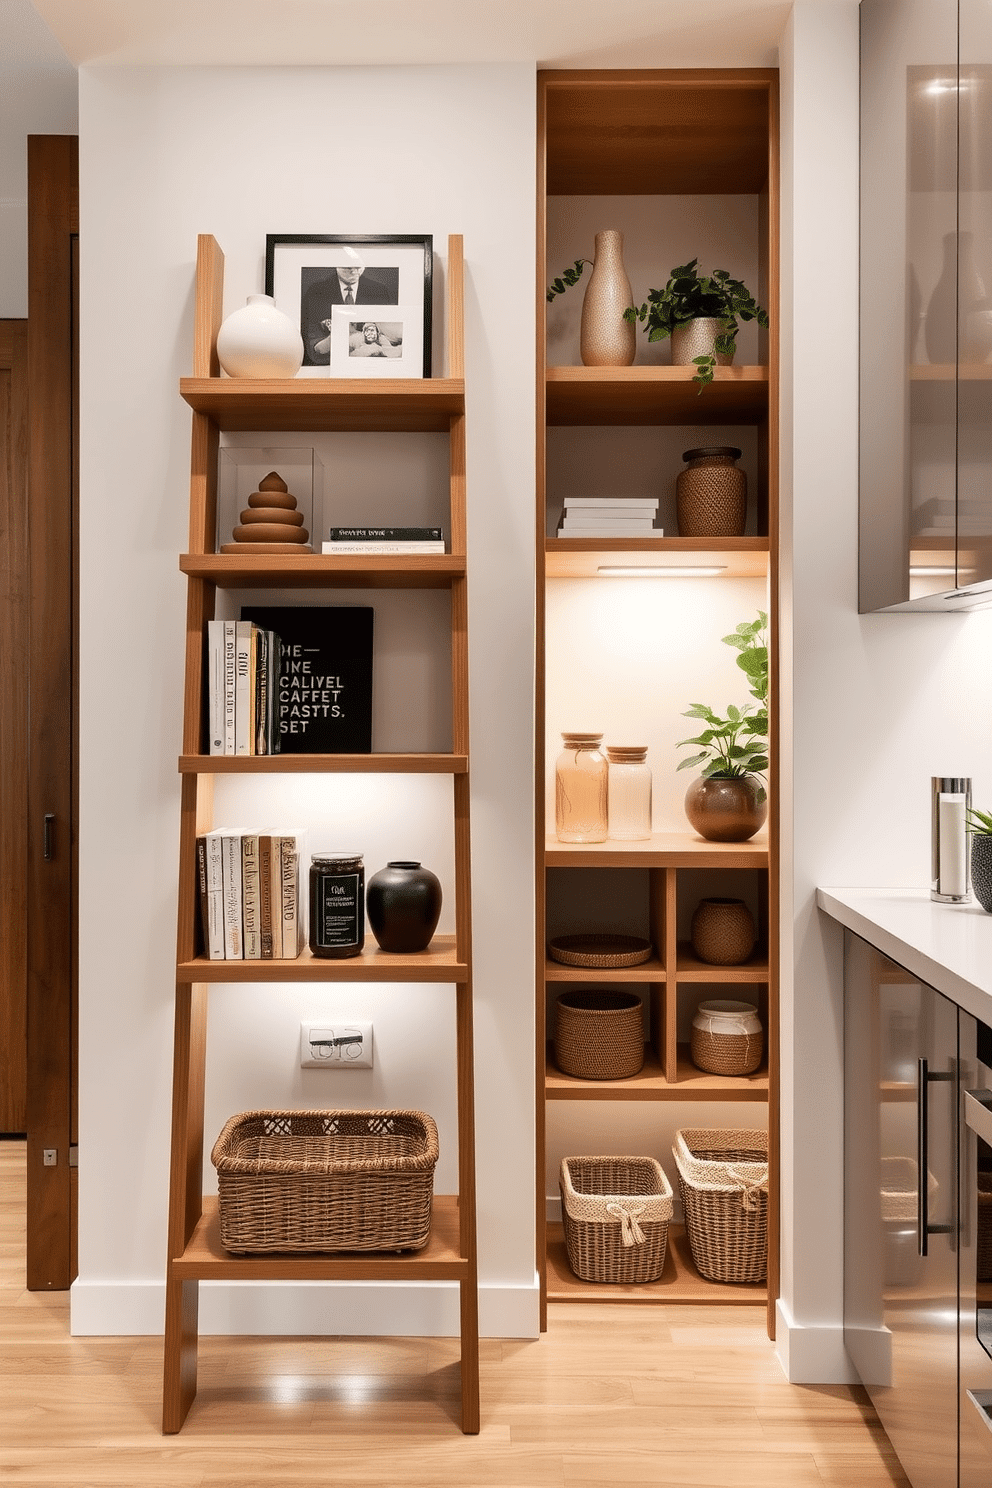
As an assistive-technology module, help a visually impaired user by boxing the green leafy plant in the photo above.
[546,259,591,301]
[676,612,769,779]
[966,807,992,835]
[624,259,769,387]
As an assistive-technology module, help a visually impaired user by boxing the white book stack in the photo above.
[557,496,661,538]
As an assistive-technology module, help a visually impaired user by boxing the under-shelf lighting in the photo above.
[909,565,958,578]
[597,564,728,578]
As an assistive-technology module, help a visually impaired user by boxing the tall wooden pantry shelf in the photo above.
[163,234,479,1433]
[536,72,780,1328]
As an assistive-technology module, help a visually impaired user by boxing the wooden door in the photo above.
[0,320,29,1135]
[25,135,78,1289]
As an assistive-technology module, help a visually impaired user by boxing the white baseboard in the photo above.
[70,1277,541,1339]
[774,1298,860,1383]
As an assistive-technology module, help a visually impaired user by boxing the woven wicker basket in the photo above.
[979,1172,992,1282]
[560,1155,673,1283]
[554,989,645,1080]
[673,1127,768,1283]
[211,1109,438,1254]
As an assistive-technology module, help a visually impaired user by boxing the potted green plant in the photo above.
[624,259,769,387]
[967,807,992,912]
[676,613,769,841]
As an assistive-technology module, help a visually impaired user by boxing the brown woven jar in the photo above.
[554,989,645,1080]
[676,446,747,537]
[690,1001,764,1077]
[690,898,756,965]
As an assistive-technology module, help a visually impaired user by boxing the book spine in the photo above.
[327,527,442,541]
[269,833,284,957]
[234,621,253,756]
[223,621,237,755]
[562,498,660,510]
[221,832,244,960]
[203,833,226,961]
[206,621,225,755]
[195,835,208,956]
[267,632,282,756]
[254,626,269,756]
[320,542,445,555]
[258,835,274,958]
[280,836,302,959]
[241,834,261,959]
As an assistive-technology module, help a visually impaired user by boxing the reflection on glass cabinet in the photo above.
[860,0,992,611]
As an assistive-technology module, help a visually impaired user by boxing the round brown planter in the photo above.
[684,773,767,843]
[676,447,747,537]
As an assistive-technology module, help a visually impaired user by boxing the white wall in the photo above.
[779,0,992,1382]
[73,63,537,1336]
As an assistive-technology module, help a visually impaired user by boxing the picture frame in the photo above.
[264,234,433,378]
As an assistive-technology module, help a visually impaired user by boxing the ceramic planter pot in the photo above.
[670,316,735,368]
[684,773,767,843]
[972,834,992,912]
[366,860,442,952]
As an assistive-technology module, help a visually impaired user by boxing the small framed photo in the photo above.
[265,234,432,378]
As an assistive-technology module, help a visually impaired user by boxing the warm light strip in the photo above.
[597,564,728,578]
[909,565,958,577]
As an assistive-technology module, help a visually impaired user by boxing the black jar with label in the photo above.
[309,853,365,958]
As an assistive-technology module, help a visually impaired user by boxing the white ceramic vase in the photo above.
[216,294,303,379]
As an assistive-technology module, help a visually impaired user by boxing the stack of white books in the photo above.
[557,497,661,537]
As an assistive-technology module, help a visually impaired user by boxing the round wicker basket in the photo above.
[554,989,645,1080]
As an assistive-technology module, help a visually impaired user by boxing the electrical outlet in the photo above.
[300,1021,373,1069]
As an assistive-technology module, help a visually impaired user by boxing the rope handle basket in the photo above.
[673,1127,768,1211]
[560,1156,673,1248]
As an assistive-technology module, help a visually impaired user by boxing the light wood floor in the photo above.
[0,1141,908,1486]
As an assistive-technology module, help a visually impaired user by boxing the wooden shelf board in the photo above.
[180,552,465,589]
[910,363,992,381]
[546,831,769,868]
[171,1195,468,1281]
[547,538,768,580]
[177,936,466,984]
[545,954,666,983]
[675,942,770,981]
[180,377,465,432]
[546,365,769,426]
[179,752,468,775]
[546,1043,769,1101]
[543,71,775,197]
[546,1219,766,1302]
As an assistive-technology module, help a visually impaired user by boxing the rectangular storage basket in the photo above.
[673,1128,768,1284]
[211,1109,438,1254]
[560,1155,673,1284]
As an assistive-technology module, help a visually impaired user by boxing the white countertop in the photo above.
[816,885,992,1027]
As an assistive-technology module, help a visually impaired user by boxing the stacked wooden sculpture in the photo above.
[220,471,311,554]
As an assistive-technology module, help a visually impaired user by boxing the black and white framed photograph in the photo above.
[264,234,432,377]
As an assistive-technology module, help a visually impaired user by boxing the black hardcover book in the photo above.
[241,606,373,754]
[327,527,443,542]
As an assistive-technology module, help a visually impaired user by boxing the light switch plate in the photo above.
[300,1021,373,1069]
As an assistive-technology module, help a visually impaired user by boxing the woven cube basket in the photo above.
[554,989,645,1081]
[673,1128,768,1284]
[211,1109,438,1254]
[560,1155,673,1284]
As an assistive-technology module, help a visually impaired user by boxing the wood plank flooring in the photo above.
[0,1142,908,1485]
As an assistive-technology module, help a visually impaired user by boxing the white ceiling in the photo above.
[27,0,797,69]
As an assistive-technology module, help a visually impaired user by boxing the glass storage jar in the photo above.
[309,852,365,958]
[555,732,608,843]
[606,745,652,840]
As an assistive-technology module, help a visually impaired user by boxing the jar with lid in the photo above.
[309,853,365,958]
[690,999,763,1076]
[676,446,747,537]
[555,732,608,843]
[606,745,652,840]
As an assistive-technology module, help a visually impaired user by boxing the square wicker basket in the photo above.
[210,1109,438,1254]
[560,1155,673,1284]
[673,1127,768,1284]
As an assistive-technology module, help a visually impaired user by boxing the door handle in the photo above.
[918,1057,954,1256]
[43,813,55,862]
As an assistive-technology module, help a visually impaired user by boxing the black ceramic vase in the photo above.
[972,835,992,913]
[366,861,442,952]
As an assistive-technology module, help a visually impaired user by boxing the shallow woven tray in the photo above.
[561,1155,673,1284]
[548,933,652,969]
[211,1109,438,1255]
[674,1127,768,1284]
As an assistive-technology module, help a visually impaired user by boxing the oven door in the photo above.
[961,1078,992,1486]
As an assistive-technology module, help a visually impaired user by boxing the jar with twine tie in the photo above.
[676,446,747,537]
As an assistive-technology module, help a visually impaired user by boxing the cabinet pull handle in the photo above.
[43,813,55,862]
[918,1057,954,1257]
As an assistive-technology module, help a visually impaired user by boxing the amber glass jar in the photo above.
[555,732,608,843]
[309,853,365,958]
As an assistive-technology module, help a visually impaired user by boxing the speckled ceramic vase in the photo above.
[972,835,992,913]
[580,231,636,368]
[684,774,767,843]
